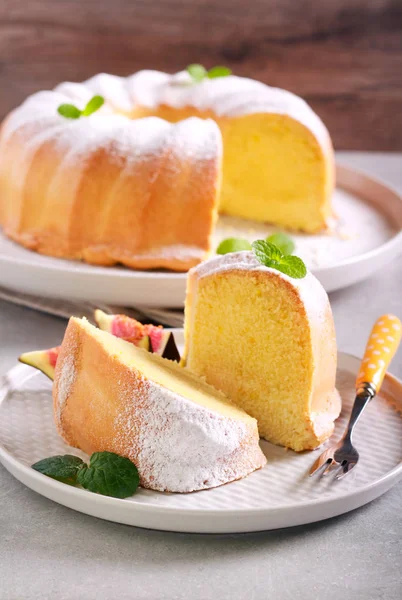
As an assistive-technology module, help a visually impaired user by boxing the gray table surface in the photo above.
[0,152,401,600]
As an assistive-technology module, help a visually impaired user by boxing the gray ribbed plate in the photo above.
[1,332,401,533]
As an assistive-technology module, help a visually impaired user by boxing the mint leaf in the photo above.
[32,451,140,498]
[77,452,139,499]
[32,455,85,484]
[266,232,295,256]
[273,255,307,279]
[207,66,232,79]
[82,95,105,116]
[252,240,282,264]
[57,104,82,119]
[252,240,306,279]
[187,64,231,82]
[58,96,104,119]
[217,237,252,255]
[187,64,207,82]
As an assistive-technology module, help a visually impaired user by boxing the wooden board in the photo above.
[1,0,401,150]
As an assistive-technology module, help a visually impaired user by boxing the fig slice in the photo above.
[94,309,180,361]
[19,310,180,381]
[19,346,60,380]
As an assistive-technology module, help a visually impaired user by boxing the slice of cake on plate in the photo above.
[53,317,266,493]
[182,250,341,451]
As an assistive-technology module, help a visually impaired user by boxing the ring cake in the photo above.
[182,251,341,451]
[53,317,266,493]
[0,70,333,271]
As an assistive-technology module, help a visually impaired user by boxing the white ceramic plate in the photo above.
[0,165,401,307]
[1,330,401,534]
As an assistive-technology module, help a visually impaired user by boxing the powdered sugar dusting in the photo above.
[3,69,329,164]
[113,374,265,493]
[72,73,133,113]
[120,70,330,154]
[2,84,221,166]
[55,351,76,424]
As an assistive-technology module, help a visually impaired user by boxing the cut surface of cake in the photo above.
[0,70,333,270]
[182,252,341,451]
[53,317,266,493]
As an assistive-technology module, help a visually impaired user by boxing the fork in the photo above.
[309,314,402,480]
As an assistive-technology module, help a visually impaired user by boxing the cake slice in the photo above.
[182,252,341,451]
[53,317,266,493]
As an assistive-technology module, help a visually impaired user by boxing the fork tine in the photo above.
[332,463,345,479]
[309,455,333,477]
[322,460,337,477]
[335,461,358,481]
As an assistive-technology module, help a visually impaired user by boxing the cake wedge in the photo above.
[53,317,266,493]
[182,251,341,451]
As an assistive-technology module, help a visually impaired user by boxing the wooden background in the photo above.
[1,0,401,150]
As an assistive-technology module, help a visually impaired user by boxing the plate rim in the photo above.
[1,351,401,524]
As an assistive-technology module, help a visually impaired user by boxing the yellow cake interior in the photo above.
[128,105,331,232]
[183,271,320,449]
[77,318,251,421]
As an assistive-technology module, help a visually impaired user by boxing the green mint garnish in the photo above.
[77,452,140,499]
[252,240,307,279]
[57,95,105,119]
[57,104,82,119]
[266,232,295,256]
[187,64,232,83]
[32,451,139,498]
[187,64,208,82]
[207,66,232,79]
[81,95,105,116]
[217,237,252,254]
[32,455,85,484]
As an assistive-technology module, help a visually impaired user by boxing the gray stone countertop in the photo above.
[0,152,401,600]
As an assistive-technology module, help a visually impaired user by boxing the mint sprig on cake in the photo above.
[216,232,305,279]
[252,239,307,279]
[216,231,307,279]
[187,64,232,83]
[57,95,104,119]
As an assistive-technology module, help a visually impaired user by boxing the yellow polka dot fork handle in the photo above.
[309,314,401,480]
[356,315,402,397]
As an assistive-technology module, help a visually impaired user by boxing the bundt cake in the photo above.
[53,317,266,493]
[0,70,333,271]
[182,251,341,451]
